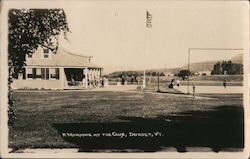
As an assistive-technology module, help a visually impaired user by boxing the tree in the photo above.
[151,72,157,76]
[8,9,69,126]
[211,60,243,75]
[159,72,165,76]
[178,69,191,80]
[211,62,222,75]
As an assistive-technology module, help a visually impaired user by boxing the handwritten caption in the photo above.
[62,131,163,138]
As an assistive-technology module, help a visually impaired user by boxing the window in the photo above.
[36,68,42,79]
[26,68,52,80]
[50,68,59,79]
[43,49,49,58]
[41,68,49,80]
[28,54,32,58]
[26,68,33,79]
[32,68,36,79]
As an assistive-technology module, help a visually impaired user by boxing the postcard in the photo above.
[0,0,249,158]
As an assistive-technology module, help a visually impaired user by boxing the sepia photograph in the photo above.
[0,0,249,158]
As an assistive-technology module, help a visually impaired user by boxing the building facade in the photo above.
[12,47,103,90]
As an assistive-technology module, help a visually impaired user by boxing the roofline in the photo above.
[25,65,103,69]
[67,52,93,58]
[59,47,93,58]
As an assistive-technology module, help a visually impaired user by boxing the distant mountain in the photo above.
[176,53,243,73]
[146,68,181,74]
[105,53,243,74]
[102,65,137,75]
[231,53,243,64]
[180,61,216,72]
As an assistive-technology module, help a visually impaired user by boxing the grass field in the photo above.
[9,90,244,152]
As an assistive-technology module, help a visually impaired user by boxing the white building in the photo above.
[12,47,103,89]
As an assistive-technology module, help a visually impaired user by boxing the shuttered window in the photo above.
[26,68,33,79]
[41,68,45,79]
[46,68,49,80]
[43,49,49,58]
[50,68,59,80]
[55,68,59,79]
[32,68,36,79]
[36,68,42,78]
[26,68,58,80]
[41,68,50,80]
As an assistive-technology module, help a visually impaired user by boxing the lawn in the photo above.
[9,90,244,152]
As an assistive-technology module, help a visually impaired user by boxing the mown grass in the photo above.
[9,90,243,150]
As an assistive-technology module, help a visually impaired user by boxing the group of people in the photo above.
[168,79,180,89]
[69,74,109,88]
[117,75,141,85]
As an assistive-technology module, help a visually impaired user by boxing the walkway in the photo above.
[176,85,243,94]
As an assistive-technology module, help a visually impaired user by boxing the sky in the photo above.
[3,1,249,70]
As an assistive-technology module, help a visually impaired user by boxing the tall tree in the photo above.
[8,9,69,126]
[178,69,191,80]
[211,62,222,75]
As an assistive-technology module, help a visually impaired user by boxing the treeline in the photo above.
[211,61,243,75]
[109,71,165,78]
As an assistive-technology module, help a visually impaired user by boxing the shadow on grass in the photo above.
[137,85,185,95]
[53,105,244,152]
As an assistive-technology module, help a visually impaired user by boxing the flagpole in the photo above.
[143,10,152,90]
[142,29,147,89]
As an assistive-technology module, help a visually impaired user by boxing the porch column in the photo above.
[94,69,97,79]
[83,67,88,88]
[60,67,65,89]
[96,69,99,79]
[90,69,94,81]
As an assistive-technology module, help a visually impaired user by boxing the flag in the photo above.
[146,10,152,28]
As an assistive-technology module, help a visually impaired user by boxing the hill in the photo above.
[231,53,243,64]
[171,53,243,73]
[106,53,243,74]
[181,61,216,72]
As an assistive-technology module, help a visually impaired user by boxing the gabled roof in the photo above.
[26,48,102,69]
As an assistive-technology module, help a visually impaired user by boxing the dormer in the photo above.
[26,46,52,59]
[43,48,50,59]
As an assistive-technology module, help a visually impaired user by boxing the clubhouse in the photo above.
[12,46,103,90]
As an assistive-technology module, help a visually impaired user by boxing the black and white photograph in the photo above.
[0,0,249,158]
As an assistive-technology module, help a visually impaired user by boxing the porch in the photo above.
[63,67,102,89]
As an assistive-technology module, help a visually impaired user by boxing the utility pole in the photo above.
[187,48,190,94]
[157,72,160,92]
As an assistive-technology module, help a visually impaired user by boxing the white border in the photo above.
[1,0,249,158]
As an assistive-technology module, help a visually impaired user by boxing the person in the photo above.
[101,77,104,87]
[168,79,175,89]
[192,84,195,99]
[104,76,109,87]
[223,79,227,88]
[70,74,75,85]
[117,77,121,86]
[121,75,125,85]
[131,75,134,84]
[176,79,180,87]
[168,81,174,88]
[136,76,140,85]
[148,75,152,85]
[168,82,173,88]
